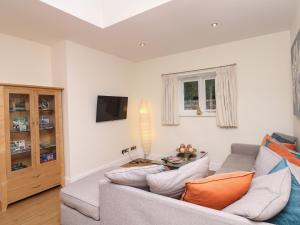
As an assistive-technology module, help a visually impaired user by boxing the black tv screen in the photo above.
[96,96,128,122]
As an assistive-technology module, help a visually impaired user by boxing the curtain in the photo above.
[215,66,238,128]
[162,75,179,125]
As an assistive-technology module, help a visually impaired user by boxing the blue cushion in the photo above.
[267,160,300,225]
[290,150,300,159]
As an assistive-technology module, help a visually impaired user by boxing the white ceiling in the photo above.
[0,0,298,62]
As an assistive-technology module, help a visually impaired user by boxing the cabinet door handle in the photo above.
[32,184,41,189]
[33,174,40,178]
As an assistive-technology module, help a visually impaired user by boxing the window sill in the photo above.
[180,112,216,118]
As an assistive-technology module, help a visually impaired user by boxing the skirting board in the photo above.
[65,151,222,184]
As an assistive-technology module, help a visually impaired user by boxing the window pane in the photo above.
[205,79,216,110]
[184,81,199,110]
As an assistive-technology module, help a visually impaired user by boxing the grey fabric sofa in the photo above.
[61,143,273,225]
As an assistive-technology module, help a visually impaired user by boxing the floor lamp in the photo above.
[139,100,152,162]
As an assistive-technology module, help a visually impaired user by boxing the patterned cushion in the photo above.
[271,133,297,150]
[271,132,297,144]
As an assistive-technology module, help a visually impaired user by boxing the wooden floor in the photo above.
[0,187,61,225]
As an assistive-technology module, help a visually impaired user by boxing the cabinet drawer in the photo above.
[7,169,61,203]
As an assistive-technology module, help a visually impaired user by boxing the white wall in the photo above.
[133,31,293,165]
[0,29,295,179]
[51,41,71,178]
[0,33,52,85]
[291,3,300,150]
[55,41,136,179]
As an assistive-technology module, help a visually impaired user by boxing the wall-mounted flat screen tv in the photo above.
[96,95,128,122]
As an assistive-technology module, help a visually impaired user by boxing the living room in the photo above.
[0,0,300,225]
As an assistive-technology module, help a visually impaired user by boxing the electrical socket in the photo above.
[121,148,129,155]
[130,146,137,151]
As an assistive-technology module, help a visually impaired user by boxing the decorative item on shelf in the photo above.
[138,100,152,163]
[40,116,53,129]
[196,106,202,115]
[12,117,29,132]
[10,140,31,155]
[161,156,185,164]
[176,144,197,160]
[11,162,27,171]
[39,98,50,110]
[40,152,56,163]
[10,97,26,111]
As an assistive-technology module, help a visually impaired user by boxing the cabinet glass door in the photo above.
[38,95,57,164]
[9,93,33,172]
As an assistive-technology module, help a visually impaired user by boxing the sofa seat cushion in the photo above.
[216,153,256,174]
[61,166,118,221]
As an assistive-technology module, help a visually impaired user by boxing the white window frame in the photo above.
[179,72,216,117]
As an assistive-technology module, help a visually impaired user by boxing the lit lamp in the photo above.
[139,100,152,162]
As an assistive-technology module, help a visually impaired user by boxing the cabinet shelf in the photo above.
[10,130,31,133]
[40,144,56,150]
[39,126,55,130]
[11,149,31,156]
[9,109,29,112]
[39,109,54,112]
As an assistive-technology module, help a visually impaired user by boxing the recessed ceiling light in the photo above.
[211,23,219,28]
[139,42,146,47]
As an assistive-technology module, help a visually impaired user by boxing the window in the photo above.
[179,72,216,116]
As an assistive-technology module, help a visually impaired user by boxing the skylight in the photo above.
[40,0,172,28]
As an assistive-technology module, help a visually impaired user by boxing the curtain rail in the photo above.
[161,63,237,76]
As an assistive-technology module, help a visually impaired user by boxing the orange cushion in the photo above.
[262,134,300,166]
[283,143,297,151]
[181,171,254,210]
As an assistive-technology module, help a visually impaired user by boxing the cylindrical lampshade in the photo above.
[139,100,152,158]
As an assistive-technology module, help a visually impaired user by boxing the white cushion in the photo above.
[146,156,209,198]
[254,146,282,177]
[287,161,300,183]
[223,168,291,221]
[104,165,165,187]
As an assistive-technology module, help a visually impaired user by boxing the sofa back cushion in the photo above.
[262,134,300,167]
[182,171,254,210]
[146,156,209,198]
[105,165,165,188]
[223,168,291,221]
[267,160,300,225]
[254,146,282,177]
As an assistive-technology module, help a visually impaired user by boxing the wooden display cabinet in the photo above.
[0,84,64,212]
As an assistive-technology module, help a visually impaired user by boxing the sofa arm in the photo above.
[99,180,272,225]
[231,143,260,157]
